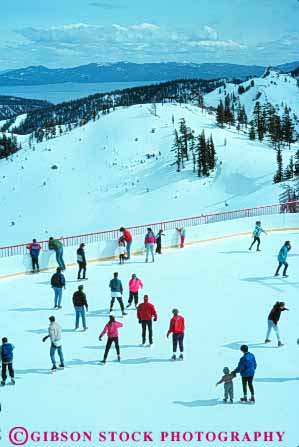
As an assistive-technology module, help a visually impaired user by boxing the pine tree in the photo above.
[179,118,190,161]
[273,148,283,183]
[172,130,183,172]
[207,135,216,170]
[216,100,225,128]
[284,156,294,180]
[249,122,256,140]
[197,130,209,176]
[294,149,299,178]
[281,106,294,148]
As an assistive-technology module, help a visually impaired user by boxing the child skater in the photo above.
[118,236,126,264]
[216,367,235,403]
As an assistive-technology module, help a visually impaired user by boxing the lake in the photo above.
[0,80,160,104]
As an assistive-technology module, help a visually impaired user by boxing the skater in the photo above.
[137,295,157,346]
[77,243,87,280]
[109,272,127,315]
[275,241,291,277]
[26,238,42,273]
[232,345,257,403]
[155,229,165,254]
[119,227,133,260]
[73,285,88,330]
[42,316,64,371]
[216,367,235,403]
[118,236,126,264]
[50,267,65,309]
[127,274,143,308]
[99,315,123,363]
[0,337,15,386]
[249,221,267,251]
[144,228,156,263]
[176,227,186,248]
[48,237,66,270]
[265,301,289,347]
[167,308,185,360]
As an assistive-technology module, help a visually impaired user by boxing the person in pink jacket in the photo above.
[144,228,156,263]
[127,274,144,309]
[99,316,123,364]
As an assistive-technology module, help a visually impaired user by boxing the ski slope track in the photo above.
[0,215,298,446]
[0,102,287,246]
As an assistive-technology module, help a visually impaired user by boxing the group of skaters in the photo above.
[248,220,291,277]
[1,219,295,405]
[212,221,294,404]
[25,227,187,275]
[118,226,186,264]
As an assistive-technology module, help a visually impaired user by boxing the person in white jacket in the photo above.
[42,316,64,371]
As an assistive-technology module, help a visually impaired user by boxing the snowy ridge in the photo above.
[205,69,299,125]
[0,103,283,245]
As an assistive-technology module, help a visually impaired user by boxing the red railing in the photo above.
[0,201,298,258]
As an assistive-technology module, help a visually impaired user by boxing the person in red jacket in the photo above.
[119,227,133,260]
[167,308,185,360]
[137,295,157,346]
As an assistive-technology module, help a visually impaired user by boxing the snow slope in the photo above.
[205,69,299,122]
[0,216,298,446]
[0,103,283,245]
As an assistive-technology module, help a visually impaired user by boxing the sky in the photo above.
[1,0,299,69]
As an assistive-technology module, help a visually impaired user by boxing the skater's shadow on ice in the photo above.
[174,399,220,407]
[222,341,275,350]
[256,377,299,383]
[120,357,171,365]
[241,276,298,293]
[28,329,49,335]
[220,251,250,255]
[84,344,144,351]
[9,307,52,312]
[17,368,52,376]
[67,358,100,367]
[222,341,248,351]
[64,309,110,318]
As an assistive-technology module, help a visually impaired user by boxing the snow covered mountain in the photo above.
[0,95,51,120]
[0,62,266,86]
[204,68,299,124]
[0,102,285,246]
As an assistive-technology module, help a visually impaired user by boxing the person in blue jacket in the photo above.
[275,241,291,277]
[232,344,257,403]
[109,272,127,316]
[0,337,15,386]
[249,221,267,251]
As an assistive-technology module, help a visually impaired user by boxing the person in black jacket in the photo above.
[265,301,289,347]
[155,229,165,254]
[73,285,88,330]
[77,243,87,280]
[51,267,66,309]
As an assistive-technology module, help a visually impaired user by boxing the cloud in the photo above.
[2,22,298,68]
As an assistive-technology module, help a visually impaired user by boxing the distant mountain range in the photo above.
[0,61,297,86]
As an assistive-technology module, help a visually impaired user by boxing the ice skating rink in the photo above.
[0,218,298,446]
